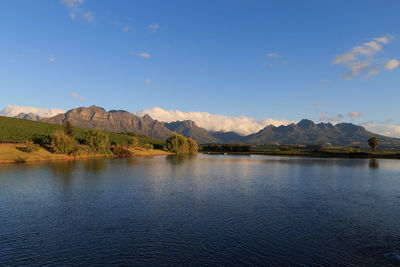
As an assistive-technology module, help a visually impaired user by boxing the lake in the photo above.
[1,155,400,266]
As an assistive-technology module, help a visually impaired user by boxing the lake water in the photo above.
[1,154,400,266]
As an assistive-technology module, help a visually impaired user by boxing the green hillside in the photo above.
[0,116,163,146]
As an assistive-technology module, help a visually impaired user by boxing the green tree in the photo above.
[128,136,139,149]
[51,130,78,155]
[187,138,198,154]
[368,136,380,152]
[84,129,109,153]
[64,120,74,137]
[166,133,198,154]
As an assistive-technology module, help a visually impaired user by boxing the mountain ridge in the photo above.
[33,106,400,147]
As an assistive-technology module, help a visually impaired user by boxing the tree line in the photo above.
[50,121,156,157]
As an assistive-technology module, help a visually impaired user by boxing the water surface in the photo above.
[1,155,400,266]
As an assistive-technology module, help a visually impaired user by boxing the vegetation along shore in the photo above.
[0,116,196,164]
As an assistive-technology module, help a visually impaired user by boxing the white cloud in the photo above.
[61,0,84,7]
[145,79,151,84]
[341,61,372,79]
[122,26,132,32]
[264,53,287,68]
[385,59,399,70]
[139,52,151,58]
[149,23,160,31]
[130,51,151,58]
[135,107,294,135]
[349,112,363,118]
[61,0,94,23]
[366,67,381,78]
[0,105,65,118]
[49,57,55,62]
[72,92,85,101]
[266,53,278,58]
[333,35,395,79]
[360,122,400,138]
[82,11,94,23]
[319,111,343,122]
[374,35,394,44]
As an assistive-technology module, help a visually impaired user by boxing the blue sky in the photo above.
[1,0,400,136]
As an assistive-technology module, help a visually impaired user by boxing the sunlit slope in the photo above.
[0,116,162,146]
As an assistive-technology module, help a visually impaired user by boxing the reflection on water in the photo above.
[165,154,198,165]
[82,158,108,173]
[369,158,379,169]
[0,155,400,266]
[50,161,77,184]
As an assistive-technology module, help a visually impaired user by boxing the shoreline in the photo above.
[0,144,174,165]
[201,151,400,159]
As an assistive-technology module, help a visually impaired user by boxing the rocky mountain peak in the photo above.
[297,119,315,129]
[15,112,40,121]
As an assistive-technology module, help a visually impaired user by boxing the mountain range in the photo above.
[14,105,400,147]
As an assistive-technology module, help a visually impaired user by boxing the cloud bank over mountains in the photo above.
[360,122,400,139]
[135,107,400,138]
[135,107,294,135]
[0,105,65,118]
[1,105,399,138]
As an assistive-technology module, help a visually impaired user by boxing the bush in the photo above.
[51,130,79,155]
[144,143,153,150]
[128,136,139,149]
[84,129,110,153]
[112,145,132,157]
[166,133,198,154]
[24,139,40,152]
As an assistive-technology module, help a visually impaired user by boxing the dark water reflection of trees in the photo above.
[369,158,379,169]
[49,161,77,184]
[82,159,108,173]
[165,154,198,165]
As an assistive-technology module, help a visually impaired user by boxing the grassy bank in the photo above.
[0,116,173,164]
[0,116,162,146]
[0,144,172,164]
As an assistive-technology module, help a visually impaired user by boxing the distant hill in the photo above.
[243,119,400,148]
[41,106,172,140]
[164,120,220,144]
[37,106,400,147]
[209,131,246,144]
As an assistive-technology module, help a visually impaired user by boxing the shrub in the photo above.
[112,145,132,157]
[51,130,79,155]
[24,139,40,152]
[128,136,139,149]
[144,143,153,150]
[84,129,110,153]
